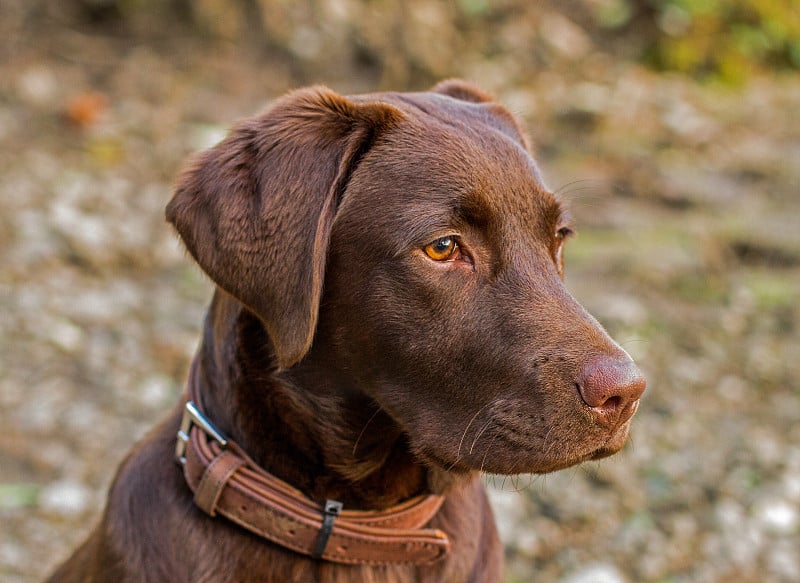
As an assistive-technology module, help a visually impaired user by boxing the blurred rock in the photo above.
[767,540,800,581]
[47,318,85,353]
[39,481,92,517]
[756,498,799,535]
[558,563,627,583]
[16,67,59,108]
[540,12,591,60]
[136,375,177,409]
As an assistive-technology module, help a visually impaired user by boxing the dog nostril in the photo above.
[577,356,646,421]
[576,382,619,410]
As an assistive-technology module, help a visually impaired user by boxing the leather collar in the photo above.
[174,362,450,566]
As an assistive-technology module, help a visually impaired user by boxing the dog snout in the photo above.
[576,355,646,426]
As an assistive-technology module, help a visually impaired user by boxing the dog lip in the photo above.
[590,416,634,460]
[616,399,640,426]
[576,382,641,430]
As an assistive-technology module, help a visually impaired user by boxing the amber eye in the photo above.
[556,226,574,240]
[555,226,573,276]
[423,236,458,261]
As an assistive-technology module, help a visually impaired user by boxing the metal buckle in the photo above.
[175,401,228,465]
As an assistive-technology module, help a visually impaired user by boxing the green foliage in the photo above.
[646,0,800,82]
[0,483,40,509]
[590,0,800,81]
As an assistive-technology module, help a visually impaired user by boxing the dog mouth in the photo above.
[588,418,633,460]
[419,408,637,476]
[501,420,633,473]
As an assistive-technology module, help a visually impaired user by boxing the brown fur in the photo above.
[47,81,645,583]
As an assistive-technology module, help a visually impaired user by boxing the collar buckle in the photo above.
[175,401,229,465]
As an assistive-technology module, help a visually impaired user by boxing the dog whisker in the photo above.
[479,433,500,474]
[352,405,383,457]
[451,402,493,468]
[553,179,606,204]
[553,178,600,195]
[469,419,495,456]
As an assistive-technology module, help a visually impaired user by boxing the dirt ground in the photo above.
[1,3,798,582]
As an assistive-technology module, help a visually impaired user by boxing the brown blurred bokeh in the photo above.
[1,1,798,581]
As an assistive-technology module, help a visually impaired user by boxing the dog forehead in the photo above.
[341,107,559,247]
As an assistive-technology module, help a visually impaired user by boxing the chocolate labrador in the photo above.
[47,80,645,582]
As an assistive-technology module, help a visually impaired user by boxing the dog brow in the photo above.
[543,194,572,232]
[391,211,459,256]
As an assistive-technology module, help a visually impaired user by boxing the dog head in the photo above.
[167,81,645,476]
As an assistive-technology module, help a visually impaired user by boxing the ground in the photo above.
[1,4,798,582]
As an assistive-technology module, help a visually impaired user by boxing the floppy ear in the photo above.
[166,87,403,369]
[431,79,495,104]
[432,79,531,151]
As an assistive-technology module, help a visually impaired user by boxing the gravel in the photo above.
[1,4,798,582]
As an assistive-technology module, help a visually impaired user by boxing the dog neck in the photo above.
[190,290,457,510]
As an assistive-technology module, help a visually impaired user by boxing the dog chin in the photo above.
[590,423,632,460]
[417,421,633,477]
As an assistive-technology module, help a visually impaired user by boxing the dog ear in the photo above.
[432,79,531,151]
[431,79,495,104]
[166,87,403,369]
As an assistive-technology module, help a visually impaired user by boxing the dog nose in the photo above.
[576,355,646,426]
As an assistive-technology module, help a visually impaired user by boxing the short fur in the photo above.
[47,81,644,583]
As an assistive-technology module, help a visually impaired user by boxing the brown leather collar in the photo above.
[174,363,450,566]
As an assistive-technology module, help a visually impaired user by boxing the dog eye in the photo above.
[423,236,459,261]
[555,226,573,277]
[556,226,574,240]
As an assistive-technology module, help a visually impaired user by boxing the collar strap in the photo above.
[174,381,450,566]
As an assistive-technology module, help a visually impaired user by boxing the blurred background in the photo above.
[1,1,798,581]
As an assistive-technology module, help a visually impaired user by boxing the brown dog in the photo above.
[47,81,645,582]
